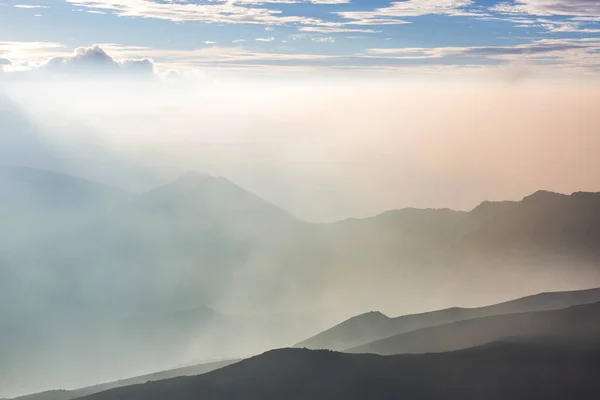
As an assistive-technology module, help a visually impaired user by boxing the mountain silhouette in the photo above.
[4,166,600,396]
[73,340,600,400]
[9,360,239,400]
[296,287,600,350]
[348,300,600,355]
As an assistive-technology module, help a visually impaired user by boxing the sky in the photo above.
[0,0,599,78]
[1,0,600,222]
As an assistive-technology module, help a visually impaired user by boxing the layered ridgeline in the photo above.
[296,287,600,351]
[4,165,600,396]
[347,300,600,355]
[12,287,600,400]
[66,302,600,400]
[74,340,600,400]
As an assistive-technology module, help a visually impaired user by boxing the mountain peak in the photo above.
[354,310,389,321]
[521,190,567,203]
[174,171,215,184]
[167,171,237,193]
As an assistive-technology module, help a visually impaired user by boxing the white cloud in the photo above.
[366,38,600,76]
[0,41,66,65]
[0,44,154,77]
[312,36,336,43]
[337,0,482,25]
[13,4,49,8]
[64,0,344,28]
[38,45,154,76]
[299,26,378,33]
[2,39,599,80]
[491,0,600,17]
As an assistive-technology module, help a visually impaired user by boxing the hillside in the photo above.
[5,166,600,396]
[74,341,600,400]
[296,287,600,350]
[10,360,238,400]
[348,301,600,355]
[0,165,130,247]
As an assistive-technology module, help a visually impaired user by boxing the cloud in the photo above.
[38,45,154,77]
[0,41,65,62]
[365,38,600,77]
[13,4,49,8]
[0,58,11,66]
[2,39,599,81]
[312,36,336,43]
[368,38,600,59]
[337,0,482,25]
[298,26,378,33]
[64,0,343,28]
[491,0,600,17]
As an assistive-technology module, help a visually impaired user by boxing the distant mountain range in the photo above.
[296,287,600,351]
[72,339,600,400]
[3,164,600,397]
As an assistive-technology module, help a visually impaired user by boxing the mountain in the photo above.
[314,190,600,316]
[0,166,128,213]
[5,166,600,397]
[59,171,323,314]
[0,170,329,398]
[348,300,600,355]
[73,340,600,400]
[9,360,239,400]
[295,287,600,350]
[0,165,130,247]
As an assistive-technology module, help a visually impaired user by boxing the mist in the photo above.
[3,78,600,222]
[3,72,600,398]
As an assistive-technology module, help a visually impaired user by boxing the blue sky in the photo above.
[0,0,599,78]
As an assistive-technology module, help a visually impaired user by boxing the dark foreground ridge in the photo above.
[76,339,600,400]
[10,360,239,400]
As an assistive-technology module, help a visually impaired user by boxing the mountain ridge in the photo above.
[71,339,600,400]
[4,165,600,397]
[348,300,600,355]
[295,286,600,351]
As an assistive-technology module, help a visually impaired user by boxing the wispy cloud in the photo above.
[491,0,600,17]
[13,4,49,8]
[337,0,484,26]
[64,0,343,28]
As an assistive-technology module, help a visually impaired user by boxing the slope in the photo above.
[348,300,600,355]
[296,286,600,350]
[9,360,239,400]
[75,340,600,400]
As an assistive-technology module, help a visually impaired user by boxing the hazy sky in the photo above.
[1,0,600,221]
[2,79,599,221]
